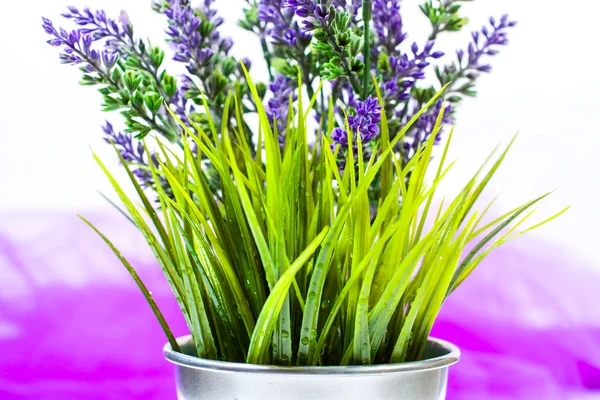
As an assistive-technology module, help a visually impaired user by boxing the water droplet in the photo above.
[310,330,317,340]
[321,300,331,309]
[301,337,309,345]
[308,292,316,300]
[281,354,289,361]
[281,330,290,339]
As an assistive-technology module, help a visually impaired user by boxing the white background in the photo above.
[0,0,598,265]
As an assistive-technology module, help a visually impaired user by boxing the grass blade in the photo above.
[79,216,180,353]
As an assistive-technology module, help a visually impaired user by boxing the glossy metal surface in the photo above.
[164,335,459,400]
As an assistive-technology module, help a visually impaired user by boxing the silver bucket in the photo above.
[164,335,459,400]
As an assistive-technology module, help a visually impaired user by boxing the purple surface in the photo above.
[1,212,599,399]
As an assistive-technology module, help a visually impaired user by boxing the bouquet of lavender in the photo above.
[42,0,565,371]
[43,0,515,194]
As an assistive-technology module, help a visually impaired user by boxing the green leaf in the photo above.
[247,227,329,364]
[79,216,180,353]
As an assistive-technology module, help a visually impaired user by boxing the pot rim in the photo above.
[164,335,460,375]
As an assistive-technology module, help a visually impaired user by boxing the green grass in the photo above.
[83,71,566,366]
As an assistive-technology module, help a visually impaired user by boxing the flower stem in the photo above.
[362,0,372,99]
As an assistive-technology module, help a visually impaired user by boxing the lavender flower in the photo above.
[59,6,132,54]
[331,96,382,150]
[349,96,383,142]
[432,14,516,107]
[42,17,117,73]
[171,88,196,127]
[381,42,443,103]
[43,10,186,153]
[283,0,316,16]
[266,74,296,136]
[103,121,144,163]
[282,0,333,32]
[103,120,175,195]
[403,101,452,160]
[390,15,516,158]
[156,0,244,127]
[102,121,154,185]
[259,0,310,46]
[162,0,227,74]
[259,0,293,31]
[53,6,182,106]
[372,0,407,54]
[462,15,516,74]
[45,7,175,101]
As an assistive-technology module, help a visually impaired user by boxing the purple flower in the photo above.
[381,41,443,103]
[41,16,117,72]
[281,28,297,46]
[171,88,196,127]
[331,96,382,150]
[349,96,382,142]
[59,6,132,55]
[402,101,452,160]
[102,121,155,185]
[372,0,407,54]
[103,121,143,163]
[259,0,310,46]
[283,0,328,32]
[101,50,118,69]
[331,127,348,146]
[460,14,516,74]
[258,1,289,27]
[295,2,317,19]
[162,0,230,74]
[266,74,297,138]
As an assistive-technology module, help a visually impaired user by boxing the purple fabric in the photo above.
[1,212,599,399]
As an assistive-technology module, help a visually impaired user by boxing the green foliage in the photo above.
[238,6,259,32]
[271,58,299,79]
[78,37,182,141]
[312,9,363,90]
[421,0,471,40]
[86,74,565,366]
[144,92,164,115]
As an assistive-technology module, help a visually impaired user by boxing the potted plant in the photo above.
[42,1,566,399]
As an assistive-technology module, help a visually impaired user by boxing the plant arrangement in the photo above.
[42,0,516,196]
[42,0,566,367]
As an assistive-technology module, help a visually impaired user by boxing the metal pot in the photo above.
[164,335,460,400]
